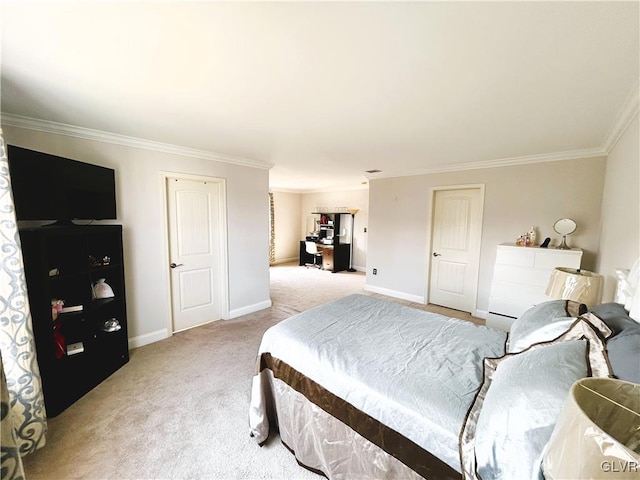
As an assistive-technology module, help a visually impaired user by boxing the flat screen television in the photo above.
[7,145,117,223]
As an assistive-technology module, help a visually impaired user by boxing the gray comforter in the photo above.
[250,294,507,475]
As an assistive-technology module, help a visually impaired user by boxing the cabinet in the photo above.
[19,225,129,416]
[486,243,583,331]
[322,246,334,271]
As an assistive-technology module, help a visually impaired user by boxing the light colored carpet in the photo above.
[22,262,480,480]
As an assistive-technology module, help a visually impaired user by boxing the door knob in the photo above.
[170,262,184,269]
[433,252,441,257]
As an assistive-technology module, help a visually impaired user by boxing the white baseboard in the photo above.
[364,284,425,304]
[128,300,273,349]
[271,257,299,265]
[129,329,169,349]
[474,309,488,319]
[228,299,272,319]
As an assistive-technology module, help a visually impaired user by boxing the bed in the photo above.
[249,265,640,479]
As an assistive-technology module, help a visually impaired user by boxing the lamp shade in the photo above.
[543,378,640,480]
[546,267,604,307]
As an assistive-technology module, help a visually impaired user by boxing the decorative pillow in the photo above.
[476,341,588,480]
[507,300,587,353]
[589,302,639,334]
[459,318,612,480]
[508,311,612,354]
[606,332,640,383]
[508,318,573,353]
[589,303,640,383]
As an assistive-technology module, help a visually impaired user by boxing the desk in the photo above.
[299,241,351,273]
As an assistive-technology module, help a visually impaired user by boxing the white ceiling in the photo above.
[1,1,638,192]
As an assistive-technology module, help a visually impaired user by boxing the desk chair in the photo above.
[304,241,322,269]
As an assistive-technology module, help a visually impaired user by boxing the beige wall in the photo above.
[271,191,302,263]
[597,113,640,301]
[5,126,271,347]
[367,156,607,313]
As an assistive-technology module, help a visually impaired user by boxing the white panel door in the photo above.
[429,188,483,313]
[167,177,222,332]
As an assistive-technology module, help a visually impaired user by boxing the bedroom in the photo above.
[1,1,639,479]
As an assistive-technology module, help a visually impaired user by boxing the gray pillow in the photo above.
[507,300,587,353]
[606,333,640,383]
[459,318,612,480]
[589,303,640,383]
[589,302,637,334]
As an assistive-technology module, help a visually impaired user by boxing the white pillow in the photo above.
[460,318,612,480]
[509,312,612,353]
[507,300,586,353]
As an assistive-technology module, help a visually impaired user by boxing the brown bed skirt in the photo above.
[255,353,461,480]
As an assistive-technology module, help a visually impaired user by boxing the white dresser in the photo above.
[486,243,583,331]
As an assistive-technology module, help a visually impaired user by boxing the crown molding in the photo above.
[601,78,640,154]
[366,79,638,181]
[4,79,634,186]
[365,146,607,180]
[0,113,273,170]
[270,184,369,194]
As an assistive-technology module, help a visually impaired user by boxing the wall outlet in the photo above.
[373,268,377,275]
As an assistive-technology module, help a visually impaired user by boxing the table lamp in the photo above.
[545,267,604,307]
[543,377,640,480]
[347,209,359,272]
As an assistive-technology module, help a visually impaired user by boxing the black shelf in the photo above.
[19,224,129,417]
[310,212,347,247]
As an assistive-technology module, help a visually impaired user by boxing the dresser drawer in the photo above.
[490,280,551,304]
[488,297,530,318]
[492,265,556,287]
[496,247,536,267]
[533,250,582,270]
[486,312,516,331]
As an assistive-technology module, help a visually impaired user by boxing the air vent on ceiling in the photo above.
[365,169,382,174]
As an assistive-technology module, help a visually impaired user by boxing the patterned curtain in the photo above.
[0,130,47,479]
[1,352,25,480]
[269,192,275,265]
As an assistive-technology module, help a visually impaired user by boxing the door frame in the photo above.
[425,184,485,316]
[160,171,230,336]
